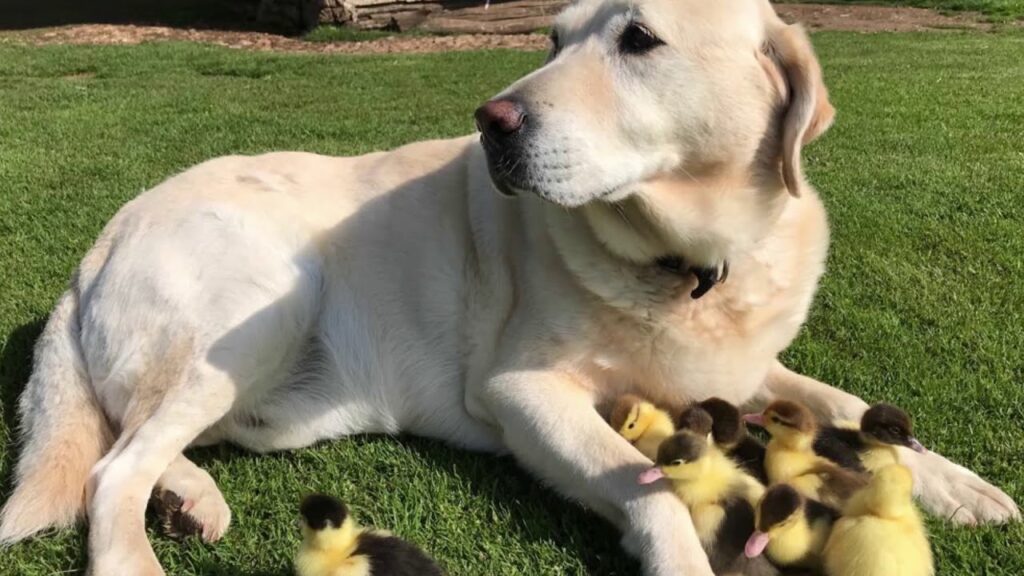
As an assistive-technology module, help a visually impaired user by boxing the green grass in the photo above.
[303,25,399,43]
[1,31,1023,575]
[787,0,1024,21]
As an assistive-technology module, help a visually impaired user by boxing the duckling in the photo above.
[744,484,837,570]
[823,464,934,576]
[814,403,926,474]
[637,431,775,575]
[610,394,676,461]
[679,397,767,484]
[296,494,443,576]
[744,401,868,509]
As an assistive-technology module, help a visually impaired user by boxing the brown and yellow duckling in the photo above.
[679,397,767,484]
[744,401,868,509]
[610,394,676,461]
[637,427,774,575]
[813,403,926,474]
[823,464,934,576]
[295,494,443,576]
[744,484,837,570]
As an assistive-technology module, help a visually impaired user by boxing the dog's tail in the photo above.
[0,289,113,544]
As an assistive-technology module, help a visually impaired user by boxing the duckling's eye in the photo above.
[670,459,685,466]
[628,422,636,429]
[619,22,664,55]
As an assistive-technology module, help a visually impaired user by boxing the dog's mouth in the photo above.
[479,135,531,198]
[479,135,636,207]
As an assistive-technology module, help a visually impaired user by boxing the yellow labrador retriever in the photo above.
[1,0,1017,574]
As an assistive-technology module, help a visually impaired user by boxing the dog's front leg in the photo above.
[751,360,1020,525]
[478,369,714,576]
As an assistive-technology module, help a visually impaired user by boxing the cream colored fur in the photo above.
[0,0,1017,574]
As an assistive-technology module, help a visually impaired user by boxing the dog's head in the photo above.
[476,0,833,263]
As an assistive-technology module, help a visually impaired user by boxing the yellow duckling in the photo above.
[823,464,934,576]
[744,401,868,509]
[744,484,837,570]
[610,394,676,461]
[637,429,775,575]
[295,494,443,576]
[814,403,926,474]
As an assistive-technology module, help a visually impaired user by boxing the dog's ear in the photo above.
[761,23,834,197]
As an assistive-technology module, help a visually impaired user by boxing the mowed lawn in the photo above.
[1,30,1023,575]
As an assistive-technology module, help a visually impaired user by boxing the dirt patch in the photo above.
[2,4,1015,55]
[9,24,551,54]
[776,3,994,32]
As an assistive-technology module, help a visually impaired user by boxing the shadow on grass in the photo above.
[0,0,284,32]
[397,436,641,576]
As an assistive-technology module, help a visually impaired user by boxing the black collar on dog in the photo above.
[655,257,730,299]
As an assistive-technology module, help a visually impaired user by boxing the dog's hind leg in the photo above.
[86,357,236,576]
[749,359,1021,525]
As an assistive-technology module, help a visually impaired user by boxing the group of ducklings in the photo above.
[612,395,934,576]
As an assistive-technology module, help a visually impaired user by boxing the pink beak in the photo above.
[744,531,771,558]
[908,437,927,454]
[637,467,666,485]
[742,413,765,427]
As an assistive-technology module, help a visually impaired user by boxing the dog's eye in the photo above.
[620,22,663,55]
[549,30,561,56]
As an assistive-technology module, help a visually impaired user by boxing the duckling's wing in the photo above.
[355,533,444,576]
[730,437,768,484]
[813,427,867,473]
[813,463,870,508]
[706,497,757,574]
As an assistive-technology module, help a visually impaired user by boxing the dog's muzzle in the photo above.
[475,97,533,197]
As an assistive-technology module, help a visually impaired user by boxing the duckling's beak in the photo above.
[744,531,771,558]
[637,467,666,485]
[908,437,927,453]
[742,413,765,427]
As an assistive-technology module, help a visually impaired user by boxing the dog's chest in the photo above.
[583,313,770,408]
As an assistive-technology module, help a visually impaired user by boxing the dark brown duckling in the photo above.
[745,483,838,570]
[813,403,926,474]
[679,397,767,484]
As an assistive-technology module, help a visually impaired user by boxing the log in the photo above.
[419,14,552,33]
[311,0,567,34]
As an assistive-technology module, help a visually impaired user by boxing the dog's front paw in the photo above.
[624,493,715,576]
[902,447,1020,525]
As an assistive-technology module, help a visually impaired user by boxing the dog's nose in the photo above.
[475,99,527,139]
